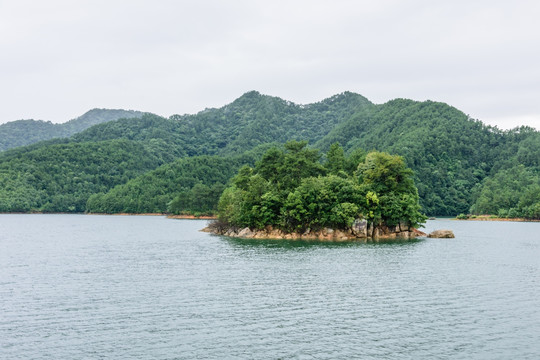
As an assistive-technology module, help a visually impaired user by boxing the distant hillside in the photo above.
[314,99,492,214]
[0,139,164,212]
[0,109,145,151]
[315,99,539,215]
[73,91,372,156]
[85,147,271,214]
[0,91,537,217]
[0,92,369,213]
[81,95,538,216]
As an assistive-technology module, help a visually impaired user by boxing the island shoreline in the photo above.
[202,222,427,242]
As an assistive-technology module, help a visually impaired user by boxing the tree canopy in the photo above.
[217,142,426,233]
[0,91,538,218]
[0,109,145,152]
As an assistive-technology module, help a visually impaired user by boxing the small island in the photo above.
[204,141,427,241]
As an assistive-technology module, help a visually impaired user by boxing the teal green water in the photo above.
[1,215,539,359]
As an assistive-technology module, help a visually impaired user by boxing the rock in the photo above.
[428,229,455,238]
[398,222,410,232]
[378,232,397,239]
[237,227,254,238]
[352,219,368,237]
[203,223,421,241]
[334,230,350,241]
[412,228,427,237]
[399,231,411,239]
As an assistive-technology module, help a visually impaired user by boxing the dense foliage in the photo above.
[217,142,426,232]
[86,146,271,215]
[73,91,371,157]
[466,130,540,219]
[469,165,540,219]
[316,99,540,216]
[0,91,538,217]
[0,109,145,151]
[0,139,162,212]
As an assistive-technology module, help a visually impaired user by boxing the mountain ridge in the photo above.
[0,91,538,217]
[0,108,146,151]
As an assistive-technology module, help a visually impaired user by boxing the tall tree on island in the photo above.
[217,141,426,233]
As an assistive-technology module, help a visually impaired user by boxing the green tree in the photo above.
[357,151,426,229]
[470,165,540,219]
[325,143,345,175]
[217,144,426,234]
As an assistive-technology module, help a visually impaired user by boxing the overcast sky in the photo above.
[1,0,539,129]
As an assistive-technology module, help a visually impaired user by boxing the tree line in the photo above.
[0,91,538,218]
[217,141,426,232]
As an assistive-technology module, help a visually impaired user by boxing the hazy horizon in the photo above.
[2,90,538,132]
[1,1,539,130]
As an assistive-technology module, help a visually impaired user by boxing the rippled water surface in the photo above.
[1,215,539,359]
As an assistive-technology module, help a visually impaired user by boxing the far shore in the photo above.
[166,214,217,220]
[91,212,217,219]
[2,212,537,222]
[453,215,539,222]
[0,212,217,219]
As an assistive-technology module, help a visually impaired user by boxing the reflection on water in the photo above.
[1,215,539,359]
[224,235,424,250]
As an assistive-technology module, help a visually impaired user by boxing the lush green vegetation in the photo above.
[466,130,540,219]
[217,141,426,232]
[0,91,538,218]
[86,145,272,215]
[0,109,145,152]
[0,139,162,212]
[469,165,540,219]
[316,99,539,217]
[73,91,371,157]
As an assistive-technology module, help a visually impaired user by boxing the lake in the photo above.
[1,215,539,359]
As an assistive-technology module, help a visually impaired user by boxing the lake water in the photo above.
[1,215,539,359]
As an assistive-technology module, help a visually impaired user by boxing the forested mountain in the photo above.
[86,145,273,214]
[0,109,145,151]
[0,91,538,217]
[73,91,372,156]
[315,99,539,215]
[0,92,369,213]
[0,139,164,212]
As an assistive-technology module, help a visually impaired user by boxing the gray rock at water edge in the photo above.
[428,229,455,238]
[237,227,254,238]
[352,219,368,237]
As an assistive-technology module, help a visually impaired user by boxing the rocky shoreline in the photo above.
[202,219,427,241]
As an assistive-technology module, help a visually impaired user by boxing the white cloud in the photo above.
[0,0,539,130]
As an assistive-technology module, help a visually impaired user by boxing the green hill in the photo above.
[85,146,272,214]
[0,139,163,212]
[315,99,539,215]
[0,91,538,218]
[0,109,145,151]
[72,91,372,156]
